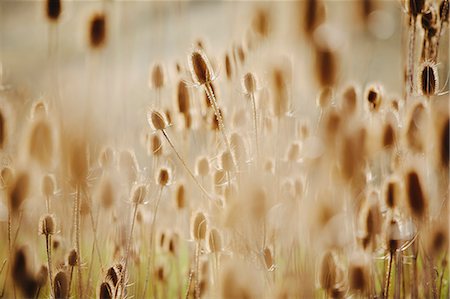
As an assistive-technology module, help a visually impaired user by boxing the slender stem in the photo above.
[250,92,259,165]
[45,235,53,298]
[143,186,163,299]
[394,250,402,299]
[75,185,82,298]
[161,129,211,200]
[384,251,393,299]
[185,269,193,299]
[68,266,74,298]
[34,286,41,299]
[204,83,238,173]
[194,242,200,299]
[120,202,139,299]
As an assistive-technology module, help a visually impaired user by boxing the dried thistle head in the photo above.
[384,178,401,209]
[191,211,207,241]
[189,49,214,85]
[348,263,367,292]
[156,167,171,186]
[69,139,88,185]
[315,45,338,87]
[364,84,382,112]
[0,166,14,189]
[42,174,55,198]
[46,0,61,21]
[67,248,78,267]
[418,61,438,96]
[53,270,69,299]
[89,12,107,49]
[39,214,56,236]
[98,281,113,299]
[130,184,148,205]
[176,80,190,115]
[175,183,186,209]
[8,172,30,214]
[147,110,169,131]
[27,118,54,168]
[150,63,165,90]
[243,72,257,94]
[405,169,427,220]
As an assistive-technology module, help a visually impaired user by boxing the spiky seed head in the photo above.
[243,72,257,94]
[418,61,438,96]
[39,214,56,236]
[315,46,337,87]
[175,184,186,209]
[348,264,367,291]
[98,147,115,169]
[151,63,164,90]
[207,228,222,253]
[89,13,107,48]
[196,156,210,177]
[42,174,55,197]
[263,247,274,270]
[317,87,333,109]
[191,212,207,240]
[67,249,78,266]
[177,80,190,114]
[28,118,53,168]
[130,184,147,205]
[148,110,168,131]
[341,85,357,114]
[106,266,119,287]
[365,84,382,112]
[319,251,336,291]
[46,0,61,21]
[53,270,69,299]
[8,172,30,214]
[157,167,170,186]
[99,281,113,299]
[409,0,425,17]
[189,49,213,85]
[0,166,14,189]
[406,170,427,220]
[440,0,449,22]
[221,151,234,172]
[69,139,88,185]
[421,7,436,30]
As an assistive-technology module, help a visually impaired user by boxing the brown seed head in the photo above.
[0,166,14,189]
[8,172,30,214]
[348,264,367,291]
[36,265,48,287]
[440,0,449,22]
[341,85,357,114]
[53,270,69,299]
[207,228,222,253]
[175,184,185,209]
[28,119,53,168]
[319,251,336,291]
[177,80,190,115]
[67,248,78,266]
[365,84,382,112]
[157,167,170,186]
[191,212,207,240]
[99,281,113,299]
[406,170,427,220]
[189,50,213,85]
[130,184,147,205]
[409,0,425,17]
[89,13,107,48]
[418,62,438,96]
[151,63,164,90]
[148,110,168,131]
[46,0,61,21]
[39,214,56,235]
[42,174,55,197]
[243,72,257,94]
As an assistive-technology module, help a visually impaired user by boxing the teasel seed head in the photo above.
[98,146,115,169]
[8,172,30,214]
[315,45,338,87]
[150,63,165,90]
[384,178,401,209]
[317,86,333,109]
[157,167,171,186]
[409,0,425,17]
[28,118,54,168]
[176,80,190,115]
[148,110,169,131]
[405,170,427,221]
[99,281,113,299]
[348,263,367,292]
[89,12,107,49]
[189,49,214,86]
[53,270,69,299]
[364,84,382,112]
[12,246,38,298]
[418,61,438,97]
[67,248,78,267]
[42,174,55,198]
[175,183,186,209]
[440,0,449,23]
[252,9,270,37]
[46,0,61,21]
[191,211,207,240]
[130,184,148,205]
[196,156,210,177]
[39,214,56,235]
[243,72,257,95]
[319,251,337,291]
[221,150,234,172]
[263,247,274,270]
[0,166,14,189]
